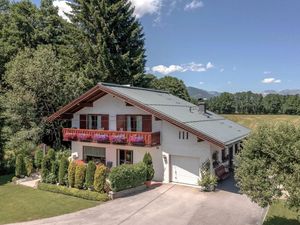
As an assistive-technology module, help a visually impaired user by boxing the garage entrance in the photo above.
[171,155,200,185]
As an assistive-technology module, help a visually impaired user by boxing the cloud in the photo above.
[152,61,214,75]
[220,68,225,73]
[199,81,205,85]
[262,78,282,84]
[53,0,72,21]
[184,0,204,11]
[264,71,272,75]
[130,0,162,18]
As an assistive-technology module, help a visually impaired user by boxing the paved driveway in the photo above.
[12,177,267,225]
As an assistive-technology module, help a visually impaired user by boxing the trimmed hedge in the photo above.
[68,161,76,187]
[94,164,107,192]
[58,157,69,185]
[74,164,86,189]
[24,157,33,176]
[15,154,26,178]
[34,149,43,169]
[38,183,109,202]
[41,156,52,181]
[143,152,155,181]
[108,162,147,192]
[85,161,96,189]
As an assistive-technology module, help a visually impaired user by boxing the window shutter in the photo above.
[116,115,126,131]
[80,114,87,129]
[101,115,109,130]
[142,115,152,132]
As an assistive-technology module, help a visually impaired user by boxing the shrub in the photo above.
[47,148,56,161]
[198,172,218,192]
[49,160,59,183]
[108,162,147,192]
[38,183,109,202]
[58,157,69,185]
[34,149,43,169]
[74,164,86,189]
[41,156,52,182]
[24,156,33,176]
[15,154,26,178]
[143,152,155,181]
[68,161,77,187]
[85,161,96,189]
[94,164,107,192]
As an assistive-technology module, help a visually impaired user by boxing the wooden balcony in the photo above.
[63,128,161,147]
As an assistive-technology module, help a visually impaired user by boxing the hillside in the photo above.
[187,87,220,99]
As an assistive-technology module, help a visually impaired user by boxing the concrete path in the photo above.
[11,178,267,225]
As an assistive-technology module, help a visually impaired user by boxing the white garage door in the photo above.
[171,155,200,185]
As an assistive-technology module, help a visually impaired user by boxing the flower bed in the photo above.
[129,136,145,146]
[65,133,77,141]
[111,135,127,144]
[77,133,92,142]
[94,134,110,143]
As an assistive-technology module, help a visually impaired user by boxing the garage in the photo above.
[171,155,200,185]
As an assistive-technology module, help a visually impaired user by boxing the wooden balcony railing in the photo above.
[63,128,161,147]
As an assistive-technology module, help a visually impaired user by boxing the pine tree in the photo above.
[69,0,146,85]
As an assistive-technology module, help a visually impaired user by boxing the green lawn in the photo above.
[223,114,300,130]
[263,200,300,225]
[0,175,99,224]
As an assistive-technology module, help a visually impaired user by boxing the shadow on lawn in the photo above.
[0,174,14,185]
[263,216,300,225]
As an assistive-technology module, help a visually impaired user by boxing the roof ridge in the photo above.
[99,82,170,94]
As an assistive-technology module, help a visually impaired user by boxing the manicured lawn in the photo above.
[223,114,300,130]
[0,175,99,224]
[263,200,299,225]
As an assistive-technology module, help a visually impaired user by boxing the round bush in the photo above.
[68,161,77,188]
[94,164,107,193]
[58,157,69,185]
[143,152,155,181]
[85,161,96,189]
[15,154,26,178]
[74,164,86,189]
[34,149,43,169]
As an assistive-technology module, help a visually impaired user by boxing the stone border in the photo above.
[109,184,147,200]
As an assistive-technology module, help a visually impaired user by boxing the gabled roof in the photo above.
[47,83,250,148]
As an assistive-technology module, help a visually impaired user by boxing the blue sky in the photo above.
[35,0,300,92]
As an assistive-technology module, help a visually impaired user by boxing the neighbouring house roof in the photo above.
[47,83,250,148]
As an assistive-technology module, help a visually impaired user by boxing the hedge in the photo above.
[108,162,147,192]
[94,164,107,192]
[38,183,109,202]
[85,161,96,189]
[15,154,26,178]
[68,161,76,187]
[143,152,155,181]
[74,164,86,189]
[58,157,69,185]
[34,149,43,169]
[41,156,52,181]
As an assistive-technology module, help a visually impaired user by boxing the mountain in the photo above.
[187,87,220,99]
[263,89,300,96]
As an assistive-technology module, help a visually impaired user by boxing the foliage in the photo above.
[85,161,96,189]
[24,156,33,176]
[41,156,52,182]
[69,0,146,86]
[38,182,109,202]
[58,157,69,185]
[108,162,147,192]
[74,164,86,189]
[235,123,300,209]
[47,148,56,162]
[68,161,77,188]
[143,152,155,181]
[15,154,26,178]
[49,160,59,183]
[93,164,107,193]
[198,172,217,191]
[34,149,43,169]
[151,76,191,101]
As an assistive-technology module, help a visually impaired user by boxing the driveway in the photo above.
[12,177,267,225]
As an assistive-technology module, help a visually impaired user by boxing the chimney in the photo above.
[197,98,206,113]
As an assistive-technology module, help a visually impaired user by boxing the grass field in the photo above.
[0,175,99,224]
[223,114,300,130]
[263,201,300,225]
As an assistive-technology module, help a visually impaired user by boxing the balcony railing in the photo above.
[63,128,161,147]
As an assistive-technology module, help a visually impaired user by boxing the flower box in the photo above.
[94,134,110,143]
[64,133,77,141]
[129,136,145,146]
[111,135,127,144]
[77,133,92,142]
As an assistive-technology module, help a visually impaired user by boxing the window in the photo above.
[118,149,133,165]
[88,115,101,130]
[80,114,109,130]
[83,146,106,164]
[179,131,188,140]
[117,115,152,132]
[126,115,143,132]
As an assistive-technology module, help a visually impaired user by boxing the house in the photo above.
[47,83,250,186]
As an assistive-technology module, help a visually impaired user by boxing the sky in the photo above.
[34,0,300,92]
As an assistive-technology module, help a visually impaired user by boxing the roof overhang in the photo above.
[46,83,238,148]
